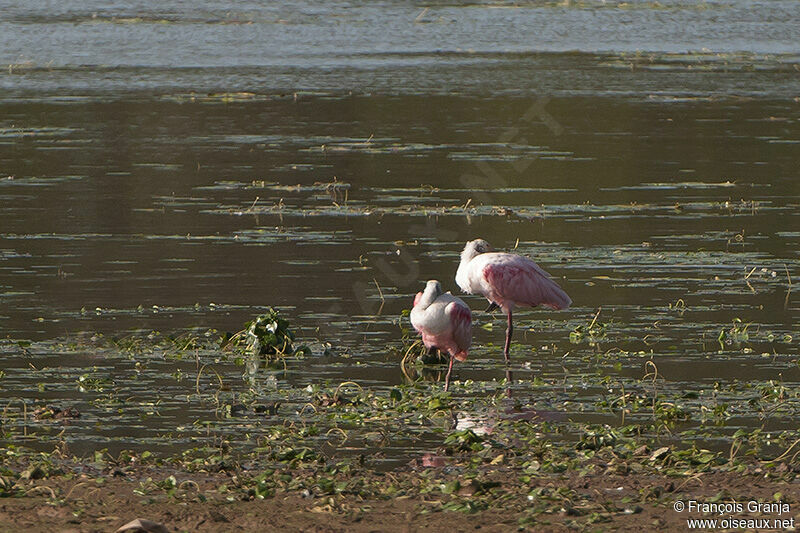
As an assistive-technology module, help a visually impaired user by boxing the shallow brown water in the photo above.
[0,2,798,462]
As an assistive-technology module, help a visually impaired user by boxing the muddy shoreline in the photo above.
[2,448,798,531]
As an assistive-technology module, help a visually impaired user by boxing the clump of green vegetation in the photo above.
[569,308,608,347]
[718,317,751,349]
[222,308,309,360]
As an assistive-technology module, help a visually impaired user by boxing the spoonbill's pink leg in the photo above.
[503,309,513,363]
[444,356,454,391]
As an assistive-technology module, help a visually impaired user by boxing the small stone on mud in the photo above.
[649,447,670,461]
[208,509,229,522]
[115,518,170,533]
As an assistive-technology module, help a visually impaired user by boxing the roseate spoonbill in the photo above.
[410,280,472,391]
[455,239,571,362]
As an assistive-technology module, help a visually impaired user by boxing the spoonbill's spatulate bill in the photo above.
[409,280,472,391]
[455,239,571,362]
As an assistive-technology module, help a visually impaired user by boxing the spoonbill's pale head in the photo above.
[461,239,493,263]
[424,279,443,297]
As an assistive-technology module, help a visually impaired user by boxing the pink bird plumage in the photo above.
[410,280,472,391]
[456,239,571,362]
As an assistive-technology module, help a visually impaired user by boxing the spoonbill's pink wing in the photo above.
[446,300,472,361]
[413,291,423,308]
[483,256,571,310]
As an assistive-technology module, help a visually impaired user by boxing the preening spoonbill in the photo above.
[410,280,472,391]
[456,239,571,362]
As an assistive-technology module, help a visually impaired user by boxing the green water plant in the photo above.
[222,308,309,360]
[569,308,608,347]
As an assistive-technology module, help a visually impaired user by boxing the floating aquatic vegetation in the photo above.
[569,308,607,346]
[222,308,309,360]
[32,405,80,420]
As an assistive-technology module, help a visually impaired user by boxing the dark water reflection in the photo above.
[1,96,796,341]
[0,1,798,461]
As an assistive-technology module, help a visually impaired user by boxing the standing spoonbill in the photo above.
[410,280,472,391]
[455,239,571,363]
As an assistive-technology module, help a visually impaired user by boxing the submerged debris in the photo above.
[32,405,80,420]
